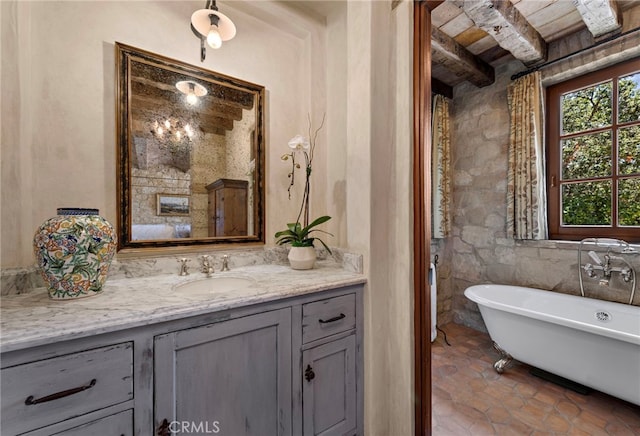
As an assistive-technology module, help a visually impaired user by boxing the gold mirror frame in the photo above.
[116,43,265,251]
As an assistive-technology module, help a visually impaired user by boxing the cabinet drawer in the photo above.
[302,294,356,343]
[1,342,133,435]
[22,409,133,436]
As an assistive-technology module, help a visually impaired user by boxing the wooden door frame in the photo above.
[413,1,438,435]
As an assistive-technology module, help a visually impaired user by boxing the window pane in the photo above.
[561,131,612,180]
[619,178,640,226]
[561,81,612,135]
[618,72,640,124]
[561,181,611,226]
[619,125,640,175]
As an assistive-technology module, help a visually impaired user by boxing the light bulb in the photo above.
[186,91,198,105]
[164,120,171,129]
[176,131,182,140]
[207,25,222,49]
[157,127,164,136]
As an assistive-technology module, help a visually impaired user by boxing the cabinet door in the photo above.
[302,335,356,436]
[155,309,292,436]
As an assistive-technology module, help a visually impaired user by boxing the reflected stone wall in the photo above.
[131,164,191,228]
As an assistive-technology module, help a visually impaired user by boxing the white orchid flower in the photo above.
[288,134,310,151]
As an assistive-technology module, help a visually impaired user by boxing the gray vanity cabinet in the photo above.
[154,309,292,436]
[300,293,359,436]
[1,284,363,436]
[302,334,357,436]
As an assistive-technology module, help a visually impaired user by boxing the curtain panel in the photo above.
[432,94,452,239]
[507,71,548,240]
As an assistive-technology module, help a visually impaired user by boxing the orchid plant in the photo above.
[275,115,332,253]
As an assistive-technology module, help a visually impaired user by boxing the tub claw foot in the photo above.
[492,342,513,374]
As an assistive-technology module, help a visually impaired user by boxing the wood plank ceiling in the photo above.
[430,0,640,95]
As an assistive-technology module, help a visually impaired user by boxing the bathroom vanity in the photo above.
[0,264,365,436]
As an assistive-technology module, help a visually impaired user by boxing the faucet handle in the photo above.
[201,255,214,276]
[177,258,190,276]
[222,255,230,271]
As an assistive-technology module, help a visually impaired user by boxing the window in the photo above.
[546,59,640,242]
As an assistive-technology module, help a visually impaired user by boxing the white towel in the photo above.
[430,263,437,342]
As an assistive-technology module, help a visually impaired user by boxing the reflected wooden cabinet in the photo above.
[206,178,248,237]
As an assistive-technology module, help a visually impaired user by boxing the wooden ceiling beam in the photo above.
[432,77,453,99]
[431,26,495,87]
[453,0,546,65]
[573,0,621,37]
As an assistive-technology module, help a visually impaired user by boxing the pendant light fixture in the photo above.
[191,0,236,62]
[176,80,208,105]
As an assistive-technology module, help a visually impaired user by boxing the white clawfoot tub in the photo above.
[464,284,640,406]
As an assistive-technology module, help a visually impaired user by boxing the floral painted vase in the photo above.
[33,208,117,300]
[288,246,317,270]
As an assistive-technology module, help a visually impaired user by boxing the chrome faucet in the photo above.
[178,258,190,276]
[201,255,214,277]
[221,255,230,271]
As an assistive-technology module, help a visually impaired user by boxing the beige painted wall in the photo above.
[0,0,326,267]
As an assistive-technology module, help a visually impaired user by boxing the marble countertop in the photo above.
[0,263,366,354]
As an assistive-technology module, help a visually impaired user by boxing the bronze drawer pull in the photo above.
[25,378,97,405]
[318,313,346,324]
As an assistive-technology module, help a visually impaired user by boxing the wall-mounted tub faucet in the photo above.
[578,238,637,304]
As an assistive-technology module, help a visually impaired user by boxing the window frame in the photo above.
[546,58,640,243]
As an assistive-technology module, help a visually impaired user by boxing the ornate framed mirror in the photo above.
[116,43,265,251]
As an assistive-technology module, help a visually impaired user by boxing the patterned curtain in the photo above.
[506,71,548,240]
[432,94,452,239]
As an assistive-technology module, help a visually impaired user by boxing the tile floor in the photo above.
[432,323,640,435]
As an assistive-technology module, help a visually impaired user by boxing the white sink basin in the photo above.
[175,277,254,293]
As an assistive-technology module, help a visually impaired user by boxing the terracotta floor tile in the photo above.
[555,399,581,418]
[543,413,571,433]
[486,406,511,424]
[432,323,640,435]
[533,390,559,407]
[604,422,637,436]
[577,409,608,429]
[469,420,496,435]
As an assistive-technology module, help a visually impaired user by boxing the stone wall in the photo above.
[438,58,640,333]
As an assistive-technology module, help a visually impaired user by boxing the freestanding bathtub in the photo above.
[465,284,640,406]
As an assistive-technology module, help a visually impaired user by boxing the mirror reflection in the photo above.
[117,43,265,250]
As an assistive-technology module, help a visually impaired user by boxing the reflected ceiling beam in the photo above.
[573,0,621,37]
[453,0,546,65]
[132,104,233,134]
[130,75,255,110]
[132,94,242,125]
[432,77,453,98]
[431,26,495,87]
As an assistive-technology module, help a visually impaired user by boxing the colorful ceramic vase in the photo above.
[33,208,117,300]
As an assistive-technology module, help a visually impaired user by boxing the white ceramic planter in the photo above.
[288,246,316,270]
